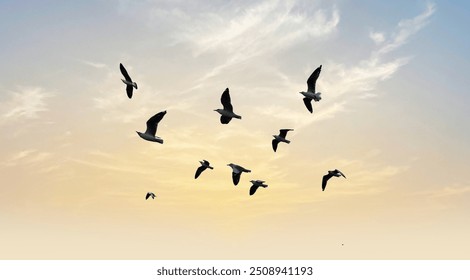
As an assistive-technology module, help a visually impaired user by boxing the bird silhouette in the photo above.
[214,88,241,124]
[136,110,167,143]
[195,160,214,179]
[249,180,268,196]
[299,65,322,113]
[120,63,138,99]
[272,129,294,152]
[145,192,156,200]
[322,169,346,191]
[227,163,251,186]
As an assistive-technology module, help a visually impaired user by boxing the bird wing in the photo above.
[249,184,258,196]
[120,63,132,82]
[203,160,210,165]
[145,193,151,200]
[220,115,232,124]
[126,85,133,99]
[337,170,346,178]
[303,97,313,113]
[145,111,167,136]
[232,172,241,186]
[322,173,333,191]
[307,65,322,92]
[195,166,206,179]
[272,139,279,152]
[279,129,293,138]
[220,88,233,112]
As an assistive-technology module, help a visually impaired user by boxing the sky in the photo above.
[0,0,469,259]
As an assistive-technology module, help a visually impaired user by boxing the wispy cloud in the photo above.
[0,87,53,123]
[369,31,385,44]
[78,59,108,69]
[173,0,339,84]
[375,2,436,56]
[325,57,410,98]
[2,149,52,167]
[419,184,470,199]
[69,157,151,175]
[68,151,153,175]
[411,183,470,211]
[179,1,339,56]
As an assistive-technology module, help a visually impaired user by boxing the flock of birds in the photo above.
[119,63,347,200]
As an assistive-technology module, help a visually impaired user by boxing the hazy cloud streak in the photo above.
[0,87,53,123]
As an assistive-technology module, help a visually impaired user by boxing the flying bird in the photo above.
[214,88,241,124]
[195,160,214,179]
[249,180,268,196]
[272,129,294,152]
[299,65,322,113]
[322,169,346,191]
[227,163,251,186]
[145,192,156,200]
[120,63,138,99]
[136,110,167,143]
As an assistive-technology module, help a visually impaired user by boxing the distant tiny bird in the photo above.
[322,169,346,191]
[249,180,268,196]
[272,129,294,152]
[299,65,322,113]
[145,192,156,200]
[227,163,251,186]
[195,160,214,179]
[214,88,241,124]
[120,63,138,99]
[136,110,167,143]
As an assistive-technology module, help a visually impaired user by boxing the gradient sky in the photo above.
[1,0,469,259]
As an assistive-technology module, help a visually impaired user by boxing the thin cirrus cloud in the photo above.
[420,184,470,199]
[2,149,52,167]
[177,1,340,83]
[409,184,470,212]
[0,87,53,123]
[177,1,340,56]
[369,31,386,44]
[78,59,108,69]
[374,2,436,56]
